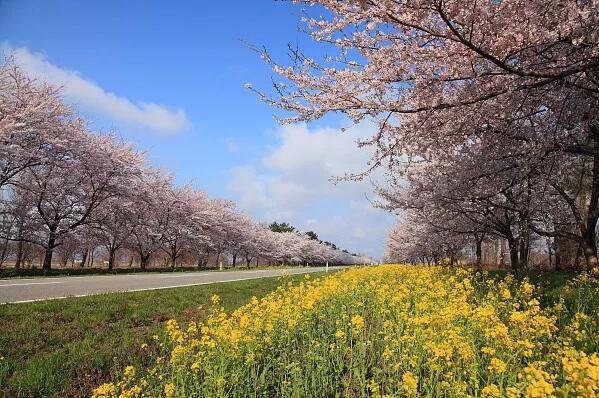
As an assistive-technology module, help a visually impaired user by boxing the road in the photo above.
[0,267,334,304]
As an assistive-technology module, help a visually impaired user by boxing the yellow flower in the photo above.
[402,372,418,395]
[368,379,380,395]
[164,383,176,397]
[210,294,221,305]
[482,384,501,397]
[506,386,521,398]
[350,314,365,331]
[481,346,496,356]
[521,366,555,398]
[521,281,534,295]
[92,265,599,398]
[91,383,116,398]
[489,358,507,374]
[123,365,135,379]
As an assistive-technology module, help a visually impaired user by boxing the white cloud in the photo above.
[228,165,312,219]
[3,44,190,133]
[228,122,395,259]
[263,123,371,185]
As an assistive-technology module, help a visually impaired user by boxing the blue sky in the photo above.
[0,0,395,258]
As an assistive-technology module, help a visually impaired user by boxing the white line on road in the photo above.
[162,270,271,278]
[1,270,324,304]
[0,281,64,287]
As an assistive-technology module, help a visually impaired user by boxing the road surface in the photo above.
[0,267,334,304]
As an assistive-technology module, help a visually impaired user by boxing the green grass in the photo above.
[0,272,324,398]
[486,269,593,308]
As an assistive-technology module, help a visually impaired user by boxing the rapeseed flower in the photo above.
[94,265,599,398]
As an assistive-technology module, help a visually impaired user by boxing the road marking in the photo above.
[162,270,271,278]
[0,268,336,304]
[0,281,64,287]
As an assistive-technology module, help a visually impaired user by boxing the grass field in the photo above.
[0,272,324,398]
[93,266,599,398]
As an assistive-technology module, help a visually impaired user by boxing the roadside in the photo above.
[0,271,329,398]
[0,264,340,279]
[0,267,338,304]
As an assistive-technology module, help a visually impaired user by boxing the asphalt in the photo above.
[0,267,334,304]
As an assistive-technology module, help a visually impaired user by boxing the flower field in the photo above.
[93,266,599,398]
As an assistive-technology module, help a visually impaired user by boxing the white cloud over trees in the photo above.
[2,44,190,133]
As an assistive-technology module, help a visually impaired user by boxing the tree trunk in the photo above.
[140,253,150,269]
[582,235,598,273]
[108,247,116,270]
[232,253,237,268]
[508,239,520,272]
[575,243,583,271]
[475,237,483,268]
[518,233,530,270]
[0,238,8,267]
[79,248,89,268]
[42,231,57,271]
[170,249,177,269]
[546,238,553,270]
[584,124,599,274]
[15,240,23,270]
[554,238,561,271]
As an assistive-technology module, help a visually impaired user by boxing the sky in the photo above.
[0,0,395,259]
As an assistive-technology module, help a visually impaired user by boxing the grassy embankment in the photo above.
[0,272,325,397]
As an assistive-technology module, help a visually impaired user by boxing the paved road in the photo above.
[0,267,334,304]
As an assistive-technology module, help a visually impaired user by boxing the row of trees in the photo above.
[0,60,370,271]
[258,0,599,272]
[268,222,359,255]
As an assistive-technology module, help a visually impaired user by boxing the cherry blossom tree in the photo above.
[128,169,174,269]
[91,193,139,270]
[157,185,198,268]
[259,0,599,271]
[0,58,368,272]
[0,60,75,189]
[5,128,143,270]
[185,192,222,268]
